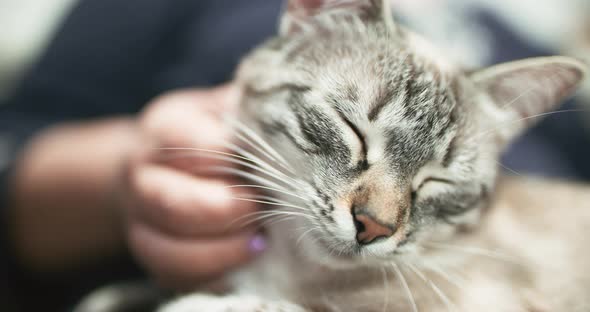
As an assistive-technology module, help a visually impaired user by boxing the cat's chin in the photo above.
[307,250,371,270]
[293,236,356,267]
[297,235,405,270]
[305,249,407,271]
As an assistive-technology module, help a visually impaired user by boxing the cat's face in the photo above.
[235,0,586,266]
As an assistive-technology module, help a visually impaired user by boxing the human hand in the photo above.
[123,85,265,289]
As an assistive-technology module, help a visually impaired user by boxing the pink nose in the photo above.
[353,212,395,245]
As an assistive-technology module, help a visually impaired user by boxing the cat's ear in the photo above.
[280,0,396,36]
[471,56,587,142]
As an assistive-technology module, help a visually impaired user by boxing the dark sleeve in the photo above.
[0,0,282,306]
[0,0,281,175]
[0,0,204,163]
[2,0,206,115]
[0,0,205,291]
[0,0,209,189]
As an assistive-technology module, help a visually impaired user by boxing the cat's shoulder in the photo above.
[492,175,590,222]
[497,175,590,200]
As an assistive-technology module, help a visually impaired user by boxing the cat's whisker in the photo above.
[468,78,559,113]
[226,117,294,172]
[209,166,294,194]
[292,225,314,233]
[229,209,312,223]
[291,225,309,234]
[226,184,309,202]
[380,267,390,312]
[227,150,300,188]
[424,264,466,291]
[497,161,524,177]
[223,141,298,184]
[325,240,348,259]
[295,228,319,248]
[160,142,303,195]
[225,210,284,228]
[472,108,589,142]
[228,214,279,230]
[231,197,310,213]
[231,210,318,229]
[261,216,296,227]
[302,228,324,248]
[405,262,458,312]
[391,262,418,312]
[234,131,289,171]
[194,154,298,191]
[423,242,523,266]
[319,295,343,312]
[498,86,536,110]
[234,193,295,206]
[156,147,253,163]
[324,243,337,259]
[158,148,300,191]
[262,210,318,222]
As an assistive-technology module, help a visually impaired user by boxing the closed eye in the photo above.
[337,111,368,169]
[417,177,455,190]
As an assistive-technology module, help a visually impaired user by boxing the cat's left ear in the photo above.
[471,56,587,142]
[280,0,396,36]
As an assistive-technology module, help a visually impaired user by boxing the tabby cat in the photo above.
[161,0,590,310]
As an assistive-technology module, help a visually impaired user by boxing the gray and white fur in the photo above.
[156,0,589,311]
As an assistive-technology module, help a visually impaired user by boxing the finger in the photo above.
[128,220,266,288]
[141,85,242,174]
[129,164,261,237]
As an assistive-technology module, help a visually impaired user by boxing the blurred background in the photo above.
[0,0,76,174]
[0,0,589,311]
[0,0,77,101]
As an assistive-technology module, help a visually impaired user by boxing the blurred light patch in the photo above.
[0,0,78,101]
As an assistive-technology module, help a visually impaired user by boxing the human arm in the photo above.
[3,85,264,289]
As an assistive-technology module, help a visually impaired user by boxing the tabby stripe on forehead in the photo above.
[368,56,415,121]
[402,58,416,106]
[368,86,396,121]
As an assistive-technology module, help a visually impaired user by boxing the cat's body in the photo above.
[159,1,590,311]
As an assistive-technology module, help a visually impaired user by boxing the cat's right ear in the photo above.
[279,0,396,36]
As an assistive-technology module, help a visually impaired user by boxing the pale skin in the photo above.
[8,84,263,289]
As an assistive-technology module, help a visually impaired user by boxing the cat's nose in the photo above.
[352,209,395,245]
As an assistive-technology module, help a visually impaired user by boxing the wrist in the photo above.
[9,117,141,272]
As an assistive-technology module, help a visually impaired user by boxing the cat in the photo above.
[164,0,590,311]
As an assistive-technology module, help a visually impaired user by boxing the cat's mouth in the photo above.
[302,224,420,264]
[310,232,402,262]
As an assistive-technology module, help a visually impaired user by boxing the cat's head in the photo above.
[235,0,587,266]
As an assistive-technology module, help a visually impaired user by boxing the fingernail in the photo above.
[248,234,267,254]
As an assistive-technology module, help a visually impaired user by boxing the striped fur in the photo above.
[161,0,588,311]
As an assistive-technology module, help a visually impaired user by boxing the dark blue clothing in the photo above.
[0,1,589,311]
[0,1,282,310]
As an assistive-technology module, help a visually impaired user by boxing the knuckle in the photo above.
[199,202,232,223]
[127,164,148,196]
[147,188,187,224]
[131,169,178,221]
[199,197,247,226]
[141,91,194,128]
